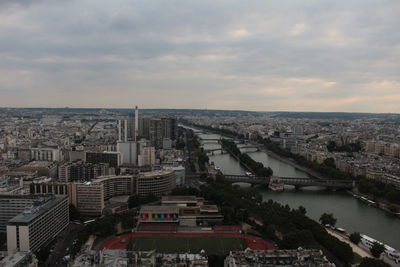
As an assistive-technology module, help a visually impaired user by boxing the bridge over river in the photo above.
[224,175,355,189]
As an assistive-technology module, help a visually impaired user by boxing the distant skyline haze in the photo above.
[0,0,399,112]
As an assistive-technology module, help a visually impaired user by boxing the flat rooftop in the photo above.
[161,195,197,202]
[93,175,134,183]
[140,170,173,178]
[140,206,179,214]
[8,195,67,225]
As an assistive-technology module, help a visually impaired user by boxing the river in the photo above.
[198,132,400,250]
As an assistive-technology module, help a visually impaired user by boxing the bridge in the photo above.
[223,175,354,189]
[205,145,259,153]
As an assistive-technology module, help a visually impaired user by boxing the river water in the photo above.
[198,132,400,250]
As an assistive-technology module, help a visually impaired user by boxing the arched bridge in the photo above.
[223,175,354,189]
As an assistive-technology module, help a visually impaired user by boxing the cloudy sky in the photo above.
[0,0,399,112]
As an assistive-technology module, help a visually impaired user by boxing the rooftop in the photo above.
[140,205,179,214]
[20,161,54,168]
[8,194,67,225]
[162,195,197,203]
[0,251,36,267]
[140,169,174,178]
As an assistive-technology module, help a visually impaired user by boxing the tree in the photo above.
[296,206,307,215]
[69,204,81,221]
[358,258,389,267]
[349,232,361,244]
[319,213,337,226]
[370,242,385,258]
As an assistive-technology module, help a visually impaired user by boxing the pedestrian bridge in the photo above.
[224,175,354,189]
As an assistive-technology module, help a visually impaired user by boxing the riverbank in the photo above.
[197,129,400,251]
[252,141,329,180]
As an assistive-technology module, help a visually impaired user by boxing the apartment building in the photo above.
[7,195,69,252]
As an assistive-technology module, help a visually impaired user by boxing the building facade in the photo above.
[7,195,69,252]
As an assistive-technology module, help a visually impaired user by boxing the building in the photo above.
[0,195,40,233]
[85,151,121,168]
[29,182,104,216]
[16,161,58,178]
[0,251,38,267]
[139,206,179,223]
[30,148,60,162]
[224,248,334,267]
[93,175,135,200]
[136,170,175,197]
[74,182,104,216]
[7,195,69,252]
[139,117,178,148]
[58,160,114,183]
[29,170,176,216]
[72,249,208,267]
[166,166,185,186]
[117,141,138,166]
[138,196,223,230]
[138,146,156,167]
[118,107,139,143]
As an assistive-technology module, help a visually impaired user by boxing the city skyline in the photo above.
[0,0,399,112]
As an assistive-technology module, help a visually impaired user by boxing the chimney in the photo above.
[135,106,139,141]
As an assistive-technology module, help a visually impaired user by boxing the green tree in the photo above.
[370,242,386,258]
[358,258,389,267]
[349,232,361,244]
[319,213,337,226]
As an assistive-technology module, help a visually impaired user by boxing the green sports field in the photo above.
[128,236,246,254]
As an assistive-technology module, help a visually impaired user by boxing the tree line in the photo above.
[221,139,273,177]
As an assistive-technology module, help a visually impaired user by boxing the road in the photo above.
[326,228,400,267]
[45,223,83,267]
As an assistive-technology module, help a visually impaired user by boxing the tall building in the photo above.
[139,117,177,148]
[7,195,69,252]
[118,107,139,142]
[117,141,138,166]
[138,147,156,167]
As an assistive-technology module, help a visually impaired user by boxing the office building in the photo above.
[7,195,69,252]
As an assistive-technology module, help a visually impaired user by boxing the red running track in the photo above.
[99,232,274,251]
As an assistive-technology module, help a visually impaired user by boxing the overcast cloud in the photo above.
[0,0,399,112]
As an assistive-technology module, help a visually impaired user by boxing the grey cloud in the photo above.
[0,0,399,111]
